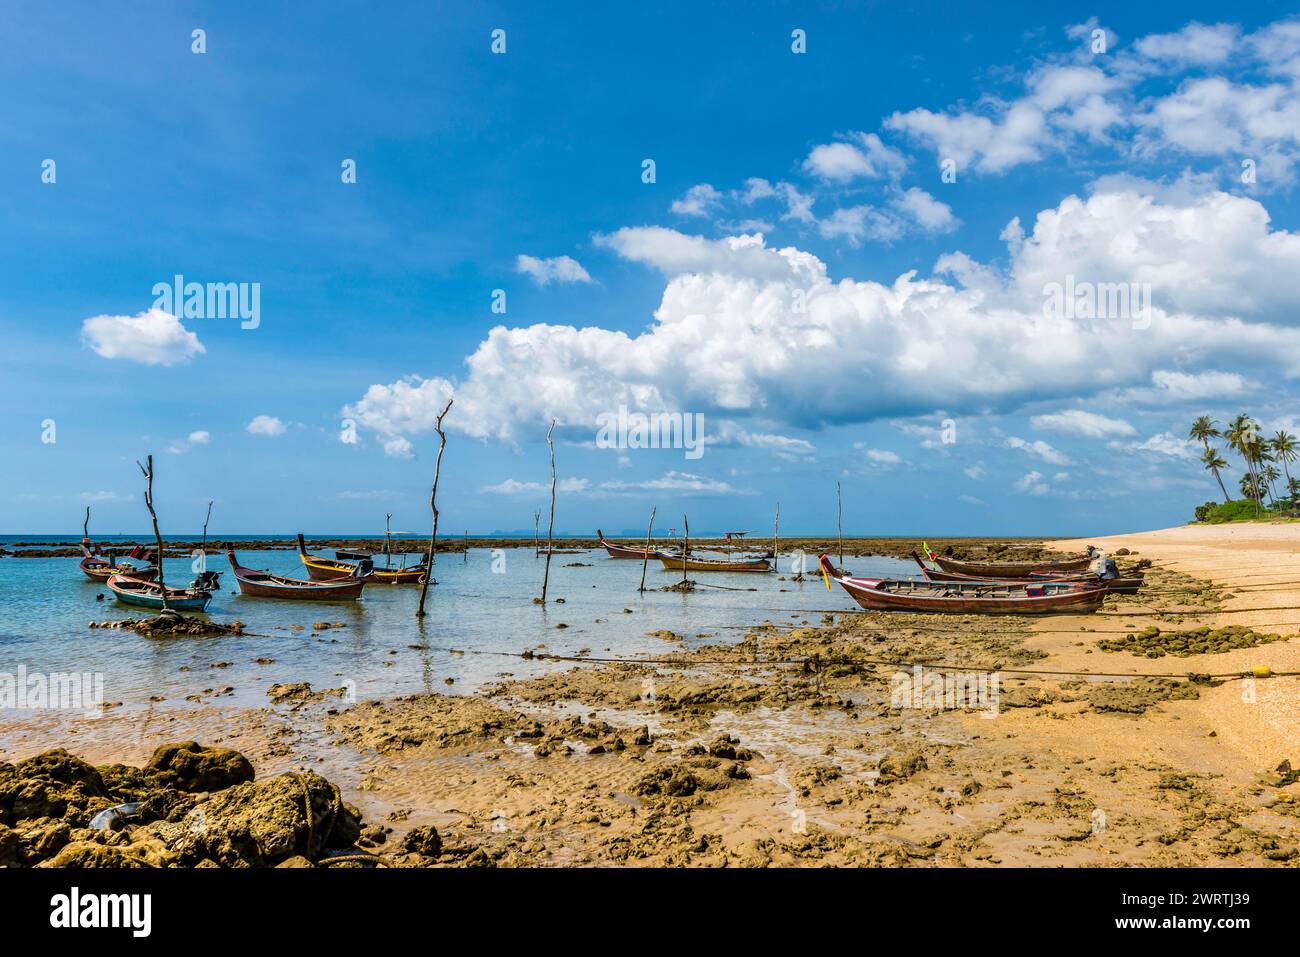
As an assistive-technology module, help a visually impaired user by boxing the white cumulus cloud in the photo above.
[515,254,593,287]
[81,309,204,366]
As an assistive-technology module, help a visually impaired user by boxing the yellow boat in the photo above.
[297,534,428,584]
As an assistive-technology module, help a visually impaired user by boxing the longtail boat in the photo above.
[297,534,427,583]
[79,542,157,582]
[106,574,214,611]
[228,550,369,600]
[597,529,665,559]
[335,548,373,561]
[912,553,1144,595]
[821,555,1105,614]
[655,551,771,573]
[932,552,1093,578]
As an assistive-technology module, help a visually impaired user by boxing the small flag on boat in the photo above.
[922,542,937,567]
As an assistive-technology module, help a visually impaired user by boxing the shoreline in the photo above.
[3,526,1296,867]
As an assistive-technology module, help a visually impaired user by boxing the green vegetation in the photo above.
[1188,415,1299,521]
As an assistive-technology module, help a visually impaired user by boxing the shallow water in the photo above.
[0,544,915,716]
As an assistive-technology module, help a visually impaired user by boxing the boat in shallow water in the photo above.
[106,573,215,611]
[655,551,771,573]
[297,534,427,583]
[821,555,1105,614]
[78,543,157,582]
[597,529,667,559]
[228,550,370,600]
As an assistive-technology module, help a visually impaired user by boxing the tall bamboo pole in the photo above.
[638,505,656,594]
[540,420,557,604]
[136,455,168,611]
[416,398,453,618]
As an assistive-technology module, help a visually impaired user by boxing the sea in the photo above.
[0,536,916,715]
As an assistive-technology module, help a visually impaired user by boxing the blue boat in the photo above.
[106,574,213,612]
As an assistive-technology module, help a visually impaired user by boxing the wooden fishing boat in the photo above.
[106,574,213,611]
[79,543,157,582]
[821,555,1105,614]
[298,534,427,583]
[228,550,369,600]
[932,553,1093,578]
[596,529,664,559]
[911,553,1144,594]
[655,551,771,573]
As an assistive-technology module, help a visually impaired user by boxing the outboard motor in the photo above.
[1097,558,1120,582]
[193,570,222,592]
[354,557,375,579]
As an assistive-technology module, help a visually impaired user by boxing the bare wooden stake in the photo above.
[638,505,657,594]
[533,509,541,557]
[416,398,453,618]
[464,530,468,563]
[135,455,168,611]
[385,513,393,562]
[772,501,780,573]
[83,506,90,540]
[201,501,213,551]
[681,514,689,587]
[540,420,557,604]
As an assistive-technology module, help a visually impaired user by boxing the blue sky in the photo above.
[4,1,1300,536]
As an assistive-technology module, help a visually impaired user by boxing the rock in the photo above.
[182,771,362,867]
[144,741,255,793]
[0,749,114,826]
[400,825,442,858]
[878,749,927,783]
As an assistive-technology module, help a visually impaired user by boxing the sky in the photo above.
[3,1,1300,537]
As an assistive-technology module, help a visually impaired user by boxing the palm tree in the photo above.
[1200,448,1231,503]
[1273,431,1297,512]
[1261,463,1282,506]
[1189,416,1220,450]
[1239,472,1264,502]
[1226,415,1263,517]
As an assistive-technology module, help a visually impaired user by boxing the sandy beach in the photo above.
[3,527,1297,868]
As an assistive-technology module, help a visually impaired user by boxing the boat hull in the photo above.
[107,575,212,611]
[823,556,1104,615]
[655,552,771,573]
[229,552,367,600]
[933,555,1092,577]
[81,560,157,583]
[914,556,1143,595]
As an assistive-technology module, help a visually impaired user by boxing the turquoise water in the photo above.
[0,545,915,714]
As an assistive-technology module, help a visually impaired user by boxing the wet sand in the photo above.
[3,528,1297,867]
